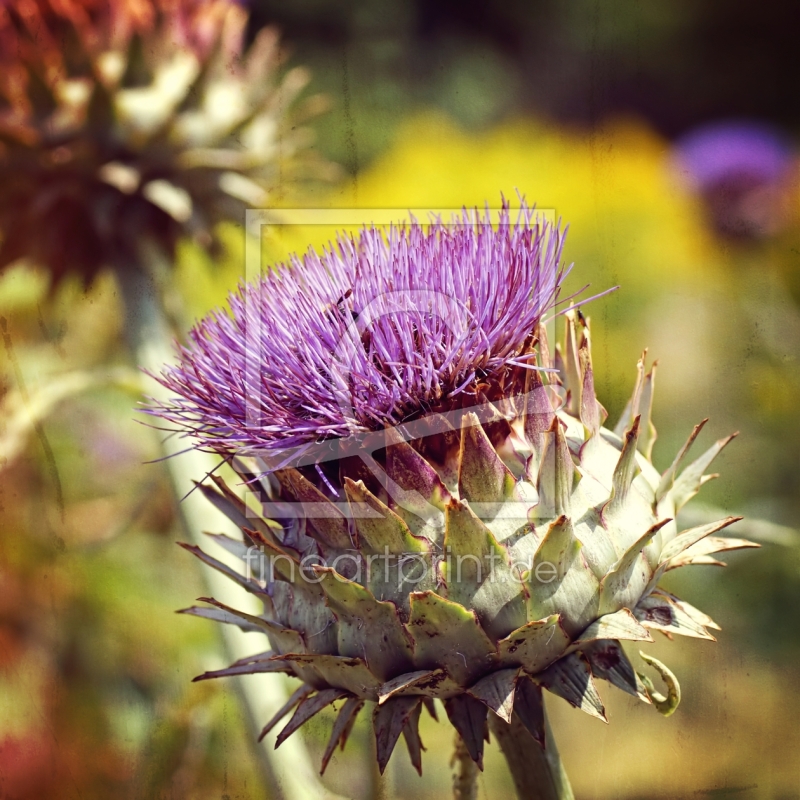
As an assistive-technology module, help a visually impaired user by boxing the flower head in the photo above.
[0,0,335,285]
[673,120,794,238]
[151,200,568,455]
[152,201,755,779]
[674,121,791,190]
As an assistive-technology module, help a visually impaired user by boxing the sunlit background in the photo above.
[2,1,799,798]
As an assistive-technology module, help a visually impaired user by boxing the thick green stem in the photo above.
[115,259,345,800]
[451,732,478,800]
[489,705,574,800]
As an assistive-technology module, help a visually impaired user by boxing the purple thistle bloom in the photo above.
[145,197,754,790]
[674,120,792,190]
[150,200,569,456]
[672,121,794,239]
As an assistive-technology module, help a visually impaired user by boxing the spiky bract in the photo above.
[0,0,334,285]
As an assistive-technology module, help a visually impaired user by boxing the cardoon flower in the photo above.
[150,201,756,797]
[0,0,334,286]
[673,121,794,239]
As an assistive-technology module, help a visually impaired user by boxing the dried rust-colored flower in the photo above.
[0,0,335,285]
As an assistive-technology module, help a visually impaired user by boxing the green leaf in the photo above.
[192,657,290,682]
[258,684,313,742]
[535,419,577,518]
[568,608,653,652]
[512,676,546,745]
[315,566,414,681]
[442,499,526,640]
[655,419,707,502]
[457,412,516,508]
[467,668,519,722]
[320,697,364,774]
[538,653,606,721]
[444,695,487,769]
[343,480,436,610]
[178,604,265,634]
[193,597,306,654]
[374,697,422,774]
[636,364,657,460]
[178,542,266,597]
[659,517,742,563]
[401,701,424,775]
[584,640,650,703]
[671,432,738,511]
[637,652,681,716]
[599,521,667,616]
[666,535,759,569]
[562,311,582,415]
[603,416,641,520]
[345,478,429,555]
[496,615,570,673]
[275,468,353,551]
[385,433,449,522]
[273,654,383,698]
[522,355,554,459]
[407,591,497,685]
[634,592,715,640]
[578,335,601,436]
[275,688,349,748]
[256,564,337,655]
[377,669,461,703]
[528,516,599,637]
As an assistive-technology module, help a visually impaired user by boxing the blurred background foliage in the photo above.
[2,1,800,798]
[251,0,800,174]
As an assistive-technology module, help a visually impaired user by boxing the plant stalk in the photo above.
[451,732,478,800]
[489,704,574,800]
[116,259,344,800]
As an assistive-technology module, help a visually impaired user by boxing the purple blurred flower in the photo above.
[675,121,791,188]
[673,121,794,238]
[149,200,568,455]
